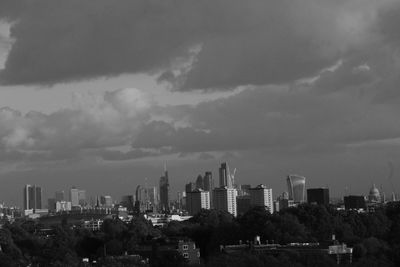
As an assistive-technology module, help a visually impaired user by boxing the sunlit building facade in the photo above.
[287,175,306,203]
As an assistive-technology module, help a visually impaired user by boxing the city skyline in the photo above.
[0,161,398,208]
[2,0,400,208]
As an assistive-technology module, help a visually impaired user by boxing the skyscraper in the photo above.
[203,172,214,192]
[23,184,42,210]
[286,175,306,203]
[159,165,170,212]
[135,185,158,212]
[249,184,274,213]
[213,187,238,216]
[219,162,234,188]
[203,171,214,208]
[195,174,204,189]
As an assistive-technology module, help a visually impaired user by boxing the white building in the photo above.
[186,189,210,215]
[249,184,273,213]
[56,201,72,212]
[213,187,238,217]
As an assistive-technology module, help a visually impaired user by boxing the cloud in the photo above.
[0,88,152,162]
[0,0,396,91]
[131,83,400,157]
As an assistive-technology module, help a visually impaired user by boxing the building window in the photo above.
[183,253,189,258]
[183,244,188,250]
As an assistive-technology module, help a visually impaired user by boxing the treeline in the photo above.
[1,202,400,266]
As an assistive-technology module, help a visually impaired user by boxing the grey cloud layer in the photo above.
[1,0,396,90]
[0,88,152,161]
[133,86,400,155]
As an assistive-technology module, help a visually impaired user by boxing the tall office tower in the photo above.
[185,182,196,193]
[195,175,204,190]
[23,184,42,210]
[159,165,170,212]
[78,190,86,207]
[287,175,306,203]
[203,172,214,191]
[147,186,158,207]
[186,189,210,215]
[249,184,274,213]
[213,187,238,217]
[55,190,65,201]
[70,187,80,207]
[219,162,233,188]
[203,171,214,208]
[307,188,330,205]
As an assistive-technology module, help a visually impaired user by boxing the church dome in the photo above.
[368,184,381,202]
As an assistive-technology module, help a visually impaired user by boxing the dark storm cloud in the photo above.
[133,85,400,155]
[1,0,389,89]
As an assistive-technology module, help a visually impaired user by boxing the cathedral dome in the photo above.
[368,184,381,202]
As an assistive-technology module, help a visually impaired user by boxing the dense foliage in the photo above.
[1,202,400,266]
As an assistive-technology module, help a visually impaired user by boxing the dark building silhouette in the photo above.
[159,165,170,212]
[344,195,366,210]
[307,188,330,205]
[185,182,196,193]
[203,171,214,207]
[23,184,42,210]
[219,162,233,188]
[236,195,251,216]
[195,174,204,189]
[203,171,214,191]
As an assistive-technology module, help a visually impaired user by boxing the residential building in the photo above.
[249,184,273,213]
[186,189,210,215]
[213,187,238,216]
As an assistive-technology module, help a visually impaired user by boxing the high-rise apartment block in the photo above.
[249,184,273,213]
[287,175,306,203]
[23,184,42,210]
[213,187,238,217]
[186,189,210,215]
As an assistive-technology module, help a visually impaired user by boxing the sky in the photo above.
[1,0,400,207]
